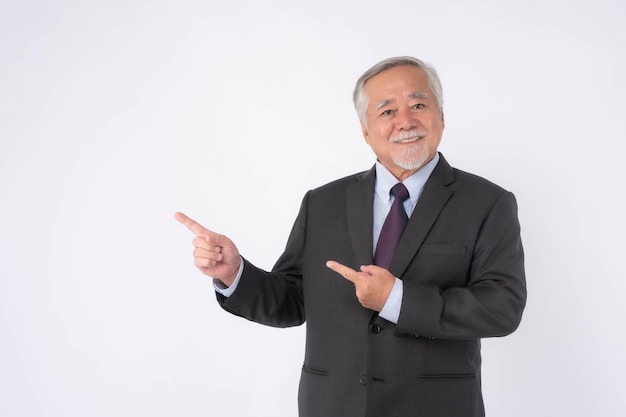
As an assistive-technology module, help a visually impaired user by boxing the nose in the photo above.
[395,108,418,131]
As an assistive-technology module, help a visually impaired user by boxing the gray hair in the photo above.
[353,56,444,124]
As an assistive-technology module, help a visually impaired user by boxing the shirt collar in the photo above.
[375,153,440,205]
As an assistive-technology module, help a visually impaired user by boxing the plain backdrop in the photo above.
[2,0,625,416]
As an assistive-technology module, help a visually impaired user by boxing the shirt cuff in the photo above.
[213,257,244,297]
[378,278,403,324]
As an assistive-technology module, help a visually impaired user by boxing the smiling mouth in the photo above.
[390,129,427,143]
[392,135,423,144]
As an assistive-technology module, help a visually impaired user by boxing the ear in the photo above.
[441,109,445,129]
[360,119,370,143]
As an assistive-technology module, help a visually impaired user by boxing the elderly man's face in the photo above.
[361,65,444,181]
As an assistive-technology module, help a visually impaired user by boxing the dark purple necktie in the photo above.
[374,183,410,269]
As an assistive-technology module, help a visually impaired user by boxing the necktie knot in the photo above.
[391,183,409,202]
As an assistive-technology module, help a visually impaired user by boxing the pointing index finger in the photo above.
[326,260,358,283]
[174,212,210,237]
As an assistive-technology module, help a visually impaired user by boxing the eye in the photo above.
[412,103,425,110]
[380,109,395,116]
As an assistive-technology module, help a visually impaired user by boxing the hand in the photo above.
[174,212,241,287]
[326,260,395,312]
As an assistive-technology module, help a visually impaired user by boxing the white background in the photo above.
[2,0,625,416]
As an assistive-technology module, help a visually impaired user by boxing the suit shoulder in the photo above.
[451,167,511,195]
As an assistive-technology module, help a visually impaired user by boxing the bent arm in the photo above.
[397,192,526,340]
[216,193,310,328]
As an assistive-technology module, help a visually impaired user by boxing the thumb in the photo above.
[359,264,385,275]
[204,230,236,250]
[204,230,223,244]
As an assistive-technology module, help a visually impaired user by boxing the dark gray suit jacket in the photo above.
[217,153,526,417]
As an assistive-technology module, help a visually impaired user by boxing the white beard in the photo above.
[391,141,430,171]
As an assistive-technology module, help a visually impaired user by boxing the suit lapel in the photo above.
[346,167,376,268]
[390,154,456,277]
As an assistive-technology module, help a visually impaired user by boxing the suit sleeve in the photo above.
[396,191,526,340]
[215,192,309,328]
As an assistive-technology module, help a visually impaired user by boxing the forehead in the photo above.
[364,65,431,103]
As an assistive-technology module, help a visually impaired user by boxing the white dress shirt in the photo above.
[375,153,439,323]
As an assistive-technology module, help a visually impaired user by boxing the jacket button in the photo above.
[369,324,381,334]
[359,375,368,386]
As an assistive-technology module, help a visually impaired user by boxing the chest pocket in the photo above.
[407,243,470,286]
[418,243,467,256]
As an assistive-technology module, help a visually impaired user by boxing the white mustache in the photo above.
[389,130,427,143]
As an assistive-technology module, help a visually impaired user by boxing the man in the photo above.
[175,56,526,417]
